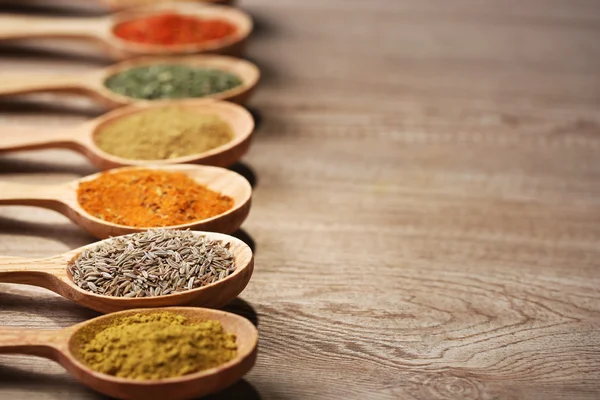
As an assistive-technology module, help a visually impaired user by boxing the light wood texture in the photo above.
[0,230,254,313]
[0,165,253,238]
[0,98,256,169]
[0,15,107,41]
[1,0,600,399]
[0,307,258,400]
[0,3,252,59]
[0,55,260,107]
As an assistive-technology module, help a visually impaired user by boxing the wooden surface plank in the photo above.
[1,0,600,399]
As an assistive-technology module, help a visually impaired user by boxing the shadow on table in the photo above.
[222,297,259,328]
[0,41,111,64]
[0,288,258,328]
[246,106,264,132]
[244,8,281,82]
[0,97,104,118]
[0,288,101,323]
[0,155,97,176]
[0,214,255,255]
[246,51,280,88]
[0,216,96,250]
[0,364,105,398]
[203,380,263,400]
[231,229,256,253]
[0,363,261,400]
[229,162,258,189]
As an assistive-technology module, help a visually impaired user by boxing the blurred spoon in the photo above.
[0,3,252,59]
[0,55,259,107]
[0,99,255,169]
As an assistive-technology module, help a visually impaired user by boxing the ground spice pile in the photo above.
[114,13,237,46]
[94,107,234,161]
[78,312,237,380]
[105,65,243,100]
[77,169,234,227]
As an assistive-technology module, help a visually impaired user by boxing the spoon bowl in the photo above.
[0,3,252,59]
[0,307,258,400]
[0,164,252,239]
[0,231,253,313]
[0,99,255,169]
[104,0,235,11]
[0,55,260,107]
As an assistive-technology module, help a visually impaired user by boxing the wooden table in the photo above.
[1,0,600,399]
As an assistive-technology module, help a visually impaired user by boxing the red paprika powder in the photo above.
[114,13,237,46]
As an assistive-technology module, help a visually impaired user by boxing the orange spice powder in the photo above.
[113,13,237,46]
[77,169,234,228]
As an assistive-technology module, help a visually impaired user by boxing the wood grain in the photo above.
[1,0,600,399]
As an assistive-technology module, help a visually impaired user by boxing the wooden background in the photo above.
[1,0,600,399]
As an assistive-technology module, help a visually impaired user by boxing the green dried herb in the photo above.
[104,65,243,100]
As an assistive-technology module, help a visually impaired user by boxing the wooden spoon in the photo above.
[104,0,235,11]
[0,231,253,313]
[0,55,260,107]
[0,99,255,169]
[0,164,252,239]
[0,3,252,59]
[0,307,258,400]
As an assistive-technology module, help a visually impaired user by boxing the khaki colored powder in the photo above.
[78,312,237,380]
[94,107,235,160]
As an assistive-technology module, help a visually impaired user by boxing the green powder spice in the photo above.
[94,107,235,160]
[78,312,237,380]
[104,65,243,100]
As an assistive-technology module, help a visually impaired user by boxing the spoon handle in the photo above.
[0,255,79,301]
[0,73,96,96]
[0,126,80,153]
[0,255,69,291]
[0,327,65,357]
[0,15,109,41]
[0,181,66,209]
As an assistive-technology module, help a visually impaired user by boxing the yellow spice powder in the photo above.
[78,313,237,380]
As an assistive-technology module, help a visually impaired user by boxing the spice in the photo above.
[78,312,237,380]
[94,107,235,160]
[105,65,243,100]
[77,169,234,227]
[69,229,235,297]
[114,13,237,46]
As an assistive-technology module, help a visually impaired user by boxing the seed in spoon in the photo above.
[68,229,235,297]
